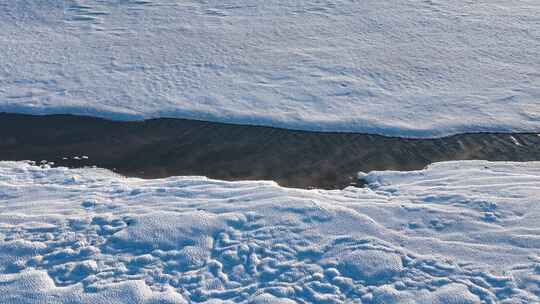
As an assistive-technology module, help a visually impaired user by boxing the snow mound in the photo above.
[1,1,540,137]
[111,211,246,251]
[0,270,187,304]
[337,250,403,284]
[1,161,540,302]
[371,283,480,304]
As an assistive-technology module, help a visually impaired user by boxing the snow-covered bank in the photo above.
[1,160,540,303]
[2,1,540,137]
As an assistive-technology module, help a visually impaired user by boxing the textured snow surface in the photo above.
[1,1,540,137]
[1,161,540,302]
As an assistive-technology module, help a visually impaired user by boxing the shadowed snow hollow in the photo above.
[1,1,539,136]
[0,161,540,302]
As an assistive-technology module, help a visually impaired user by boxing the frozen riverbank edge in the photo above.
[1,160,540,303]
[3,0,540,138]
[2,113,540,189]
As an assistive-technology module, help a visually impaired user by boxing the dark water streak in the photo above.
[2,113,540,189]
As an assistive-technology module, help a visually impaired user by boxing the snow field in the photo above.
[0,161,539,302]
[1,0,540,137]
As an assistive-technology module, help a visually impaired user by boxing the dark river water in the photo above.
[2,113,540,189]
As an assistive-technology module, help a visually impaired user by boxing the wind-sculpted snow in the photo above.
[1,1,540,137]
[1,161,540,302]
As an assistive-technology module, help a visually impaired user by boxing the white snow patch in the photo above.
[510,136,522,146]
[1,1,539,137]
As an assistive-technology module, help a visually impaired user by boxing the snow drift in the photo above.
[1,160,540,302]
